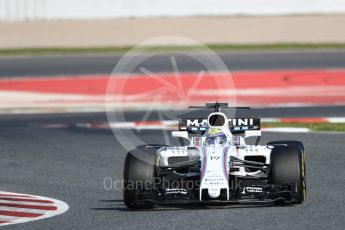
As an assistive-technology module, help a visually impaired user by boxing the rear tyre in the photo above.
[123,146,158,210]
[268,141,306,204]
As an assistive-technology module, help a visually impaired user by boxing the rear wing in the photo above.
[179,118,260,134]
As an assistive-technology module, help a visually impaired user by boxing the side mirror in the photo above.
[172,131,191,146]
[244,130,261,138]
[244,130,261,146]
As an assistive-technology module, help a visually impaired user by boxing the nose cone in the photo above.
[208,188,221,199]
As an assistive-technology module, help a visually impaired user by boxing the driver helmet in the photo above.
[205,129,228,145]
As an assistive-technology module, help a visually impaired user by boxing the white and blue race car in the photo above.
[123,103,306,209]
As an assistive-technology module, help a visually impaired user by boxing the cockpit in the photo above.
[203,113,233,146]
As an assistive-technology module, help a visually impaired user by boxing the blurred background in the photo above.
[1,0,345,48]
[0,0,345,114]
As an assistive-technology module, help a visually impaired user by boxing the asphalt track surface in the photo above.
[1,50,345,229]
[1,50,345,77]
[1,113,345,230]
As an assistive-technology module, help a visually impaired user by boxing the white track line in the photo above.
[329,117,345,123]
[0,207,48,214]
[262,127,311,133]
[0,199,56,206]
[0,216,18,221]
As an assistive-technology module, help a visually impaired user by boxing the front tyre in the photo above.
[123,147,157,210]
[268,141,306,204]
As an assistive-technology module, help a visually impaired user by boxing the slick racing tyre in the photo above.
[268,141,306,204]
[123,145,158,210]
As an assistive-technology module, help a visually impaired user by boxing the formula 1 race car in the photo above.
[123,103,306,209]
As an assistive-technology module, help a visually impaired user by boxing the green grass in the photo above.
[1,43,345,56]
[262,122,345,132]
[208,43,345,51]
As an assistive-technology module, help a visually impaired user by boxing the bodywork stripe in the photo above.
[223,147,229,180]
[200,148,207,182]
